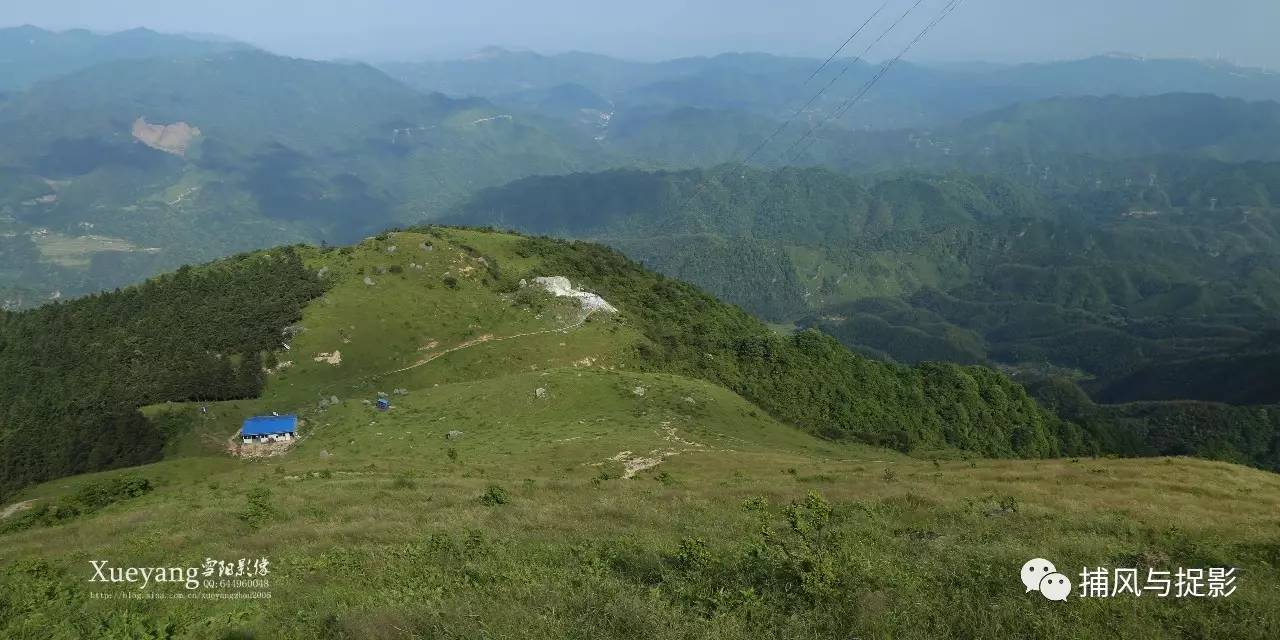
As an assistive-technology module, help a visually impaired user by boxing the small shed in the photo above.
[241,415,298,444]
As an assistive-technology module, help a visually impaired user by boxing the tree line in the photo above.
[0,248,325,500]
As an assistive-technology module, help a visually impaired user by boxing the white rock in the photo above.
[531,276,617,313]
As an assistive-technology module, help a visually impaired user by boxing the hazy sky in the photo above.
[7,0,1279,67]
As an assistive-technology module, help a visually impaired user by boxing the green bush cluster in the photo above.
[0,476,152,534]
[238,486,275,529]
[479,485,510,506]
[1030,377,1280,471]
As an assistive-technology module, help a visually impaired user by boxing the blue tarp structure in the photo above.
[241,415,298,437]
[376,398,391,411]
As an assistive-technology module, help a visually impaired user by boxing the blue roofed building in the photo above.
[241,415,298,444]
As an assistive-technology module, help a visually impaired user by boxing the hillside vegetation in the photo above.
[0,228,1084,502]
[0,228,1277,638]
[4,30,1280,637]
[447,165,1280,408]
[0,249,325,500]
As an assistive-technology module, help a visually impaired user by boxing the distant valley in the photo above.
[2,26,1278,408]
[6,26,1280,306]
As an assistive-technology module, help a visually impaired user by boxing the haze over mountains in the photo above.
[0,25,249,92]
[383,47,1280,130]
[5,25,1280,306]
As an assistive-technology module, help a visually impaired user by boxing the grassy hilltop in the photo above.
[1,228,1278,639]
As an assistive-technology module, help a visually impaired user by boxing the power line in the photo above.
[804,0,895,84]
[787,0,963,160]
[783,0,964,162]
[759,0,931,165]
[833,0,962,126]
[669,0,910,213]
[739,0,902,168]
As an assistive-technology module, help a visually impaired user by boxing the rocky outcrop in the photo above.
[131,117,201,156]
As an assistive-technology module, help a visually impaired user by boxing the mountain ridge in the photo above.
[0,226,1277,638]
[445,164,1280,407]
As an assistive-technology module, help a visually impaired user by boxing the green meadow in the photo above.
[2,230,1278,639]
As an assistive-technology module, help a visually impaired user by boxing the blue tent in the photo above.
[241,415,298,439]
[376,398,391,411]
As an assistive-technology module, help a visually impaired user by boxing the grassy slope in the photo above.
[1,230,1278,638]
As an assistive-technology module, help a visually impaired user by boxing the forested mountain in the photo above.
[5,32,1279,307]
[0,25,248,91]
[3,27,1278,412]
[0,49,606,302]
[949,94,1280,162]
[446,164,1280,405]
[610,93,1280,171]
[381,48,660,100]
[988,54,1280,103]
[497,91,1280,176]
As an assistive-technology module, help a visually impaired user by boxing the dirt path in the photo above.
[470,114,513,126]
[0,499,35,520]
[381,309,598,377]
[603,425,713,479]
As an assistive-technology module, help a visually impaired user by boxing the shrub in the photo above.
[673,538,713,571]
[73,476,153,510]
[238,486,275,529]
[0,476,154,534]
[479,485,510,506]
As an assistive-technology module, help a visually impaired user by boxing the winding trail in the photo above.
[301,306,602,399]
[469,114,513,126]
[0,499,35,520]
[380,309,599,377]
